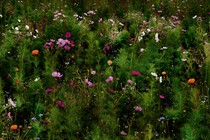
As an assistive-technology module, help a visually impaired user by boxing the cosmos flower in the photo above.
[65,32,71,38]
[52,72,63,78]
[134,106,142,111]
[131,70,141,76]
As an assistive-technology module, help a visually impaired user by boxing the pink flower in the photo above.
[52,71,63,78]
[143,21,150,25]
[64,45,71,50]
[91,70,96,75]
[134,106,142,111]
[65,32,71,38]
[57,38,66,47]
[8,98,16,107]
[98,18,103,23]
[56,100,65,109]
[106,76,114,83]
[70,40,75,47]
[159,95,165,99]
[127,79,133,84]
[131,70,141,76]
[45,88,53,94]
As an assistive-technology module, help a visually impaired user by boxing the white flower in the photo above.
[18,19,21,22]
[181,58,187,61]
[159,76,162,83]
[193,15,197,19]
[25,25,29,30]
[141,31,145,36]
[138,36,143,41]
[34,77,40,82]
[140,48,144,52]
[15,27,19,31]
[155,33,159,42]
[147,29,151,33]
[151,72,158,78]
[0,14,2,18]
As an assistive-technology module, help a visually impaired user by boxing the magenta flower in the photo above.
[56,100,65,109]
[131,70,141,76]
[45,88,53,94]
[85,79,94,87]
[57,38,66,47]
[159,95,165,99]
[108,88,114,93]
[143,21,150,25]
[134,106,142,111]
[64,45,71,50]
[65,32,71,38]
[52,71,63,78]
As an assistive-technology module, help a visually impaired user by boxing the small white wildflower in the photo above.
[140,48,144,52]
[25,25,29,30]
[15,27,19,31]
[147,29,151,33]
[18,19,21,22]
[0,14,2,18]
[183,51,189,54]
[138,36,143,41]
[151,72,158,78]
[159,76,162,83]
[181,58,187,61]
[119,22,124,26]
[35,29,38,33]
[155,33,159,42]
[34,77,40,82]
[141,31,145,36]
[192,15,197,19]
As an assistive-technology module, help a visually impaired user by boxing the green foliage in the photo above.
[0,0,209,139]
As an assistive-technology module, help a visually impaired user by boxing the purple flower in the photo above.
[52,71,63,78]
[45,88,53,94]
[134,106,142,111]
[65,32,71,38]
[57,38,66,47]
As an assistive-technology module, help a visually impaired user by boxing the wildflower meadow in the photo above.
[0,0,210,139]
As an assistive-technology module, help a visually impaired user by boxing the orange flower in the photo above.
[188,78,195,84]
[10,125,18,130]
[107,60,113,66]
[162,71,167,76]
[32,50,39,55]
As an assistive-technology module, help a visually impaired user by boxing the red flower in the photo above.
[131,70,141,76]
[69,81,75,86]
